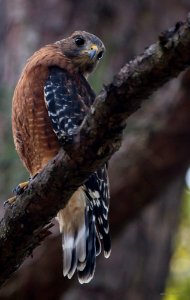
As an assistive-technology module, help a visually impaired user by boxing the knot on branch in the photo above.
[159,21,184,50]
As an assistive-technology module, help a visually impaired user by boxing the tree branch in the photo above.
[1,68,189,297]
[109,69,190,234]
[1,14,190,287]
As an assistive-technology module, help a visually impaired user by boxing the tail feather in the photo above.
[96,215,111,258]
[56,188,87,280]
[84,166,111,258]
[67,245,77,279]
[77,206,96,284]
[56,165,111,284]
[75,222,86,263]
[62,233,75,277]
[95,229,101,256]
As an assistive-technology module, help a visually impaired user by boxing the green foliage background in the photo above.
[165,187,190,300]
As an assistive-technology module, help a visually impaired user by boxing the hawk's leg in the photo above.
[13,181,30,195]
[4,196,17,206]
[4,181,29,207]
[4,174,38,206]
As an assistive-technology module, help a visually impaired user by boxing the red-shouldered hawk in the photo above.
[12,31,111,283]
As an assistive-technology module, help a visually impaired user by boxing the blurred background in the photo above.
[1,0,190,299]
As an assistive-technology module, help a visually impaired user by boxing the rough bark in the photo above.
[109,70,190,233]
[1,14,190,287]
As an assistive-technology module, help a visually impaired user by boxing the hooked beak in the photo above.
[86,44,99,60]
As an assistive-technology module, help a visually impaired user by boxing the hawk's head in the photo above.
[56,31,105,75]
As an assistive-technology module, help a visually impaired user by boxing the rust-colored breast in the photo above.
[12,45,69,176]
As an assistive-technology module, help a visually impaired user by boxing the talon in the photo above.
[5,180,30,208]
[13,181,29,195]
[4,196,17,207]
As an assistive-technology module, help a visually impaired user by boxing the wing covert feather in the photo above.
[44,66,95,143]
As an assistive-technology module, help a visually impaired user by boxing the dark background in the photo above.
[0,1,190,299]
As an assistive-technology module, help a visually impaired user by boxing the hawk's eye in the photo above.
[97,51,104,60]
[75,37,85,47]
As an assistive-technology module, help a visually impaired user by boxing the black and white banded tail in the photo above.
[78,165,111,283]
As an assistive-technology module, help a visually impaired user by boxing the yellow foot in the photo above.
[13,181,29,195]
[4,196,17,207]
[4,181,29,207]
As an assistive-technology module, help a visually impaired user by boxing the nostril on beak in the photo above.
[89,50,96,60]
[87,45,98,60]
